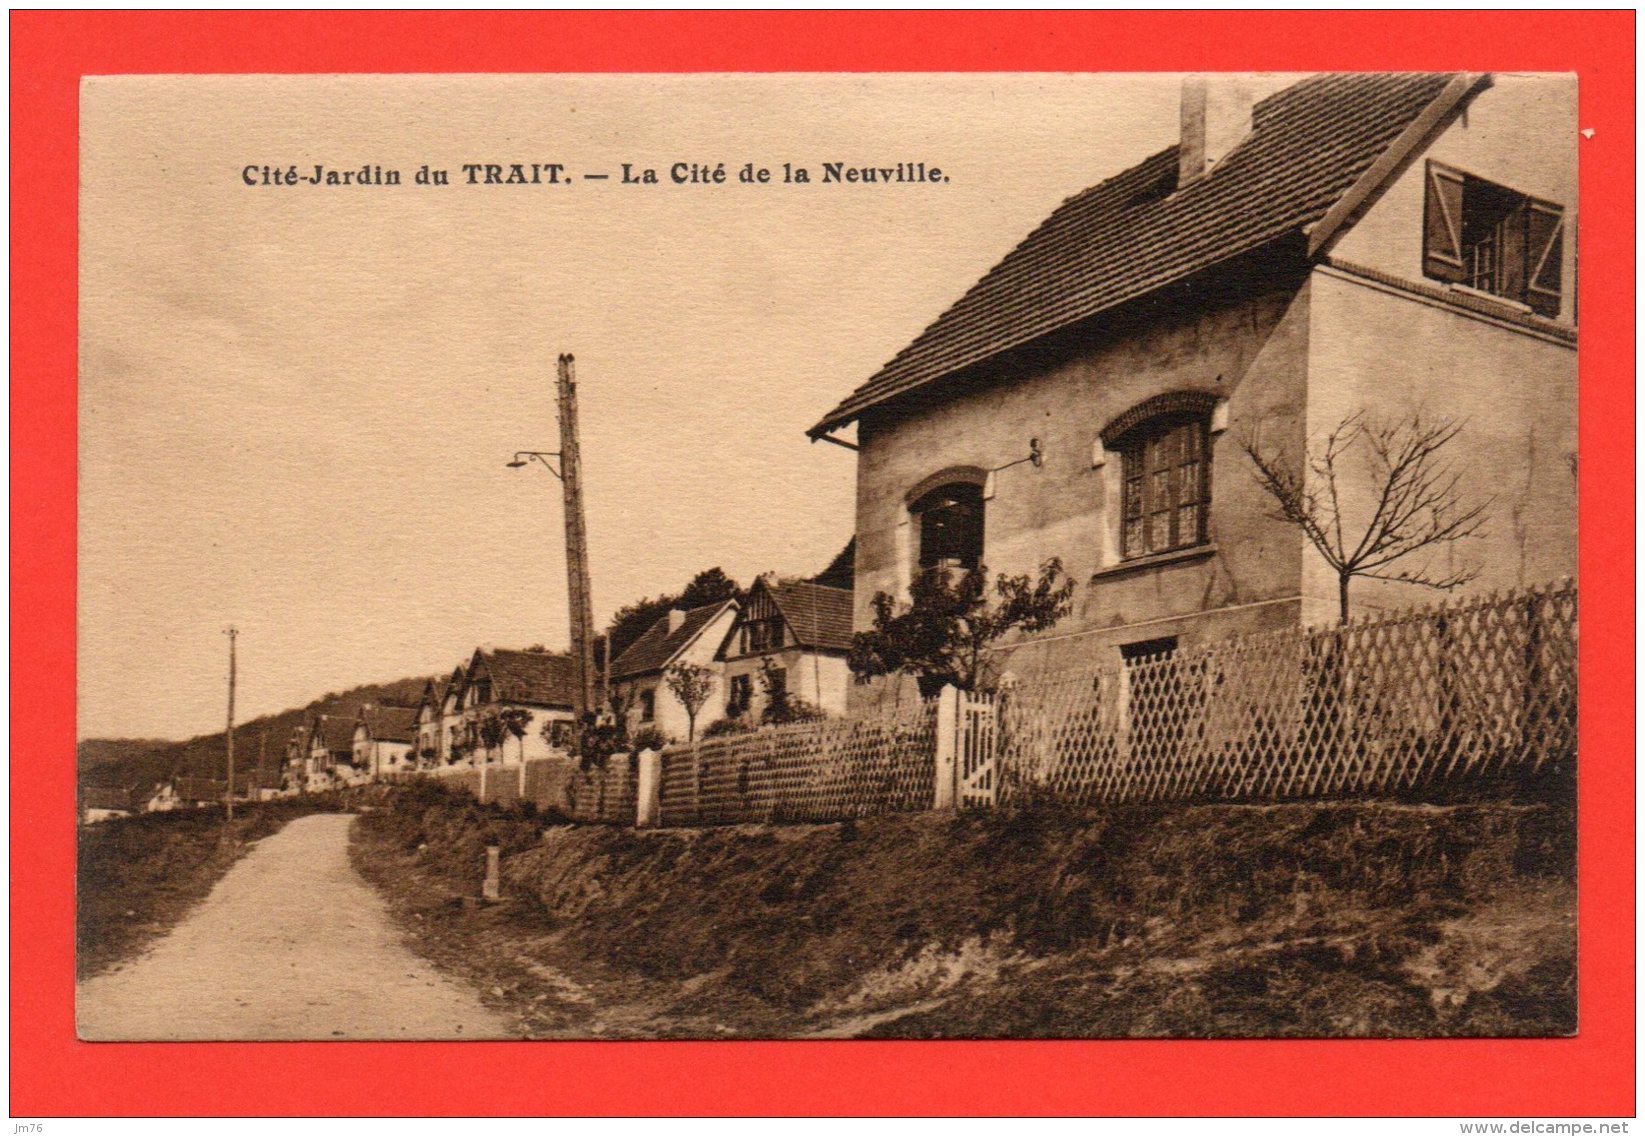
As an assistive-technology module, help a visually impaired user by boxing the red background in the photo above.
[10,11,1634,1117]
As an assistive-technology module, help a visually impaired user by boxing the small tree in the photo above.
[499,707,533,762]
[476,710,508,764]
[1244,410,1492,623]
[663,661,716,742]
[848,559,1075,695]
[757,656,826,725]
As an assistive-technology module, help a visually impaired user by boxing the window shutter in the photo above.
[1423,162,1467,283]
[1499,201,1529,304]
[1525,197,1564,319]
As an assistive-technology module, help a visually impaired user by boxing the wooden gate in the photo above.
[955,690,997,807]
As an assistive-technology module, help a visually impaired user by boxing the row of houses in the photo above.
[87,73,1579,817]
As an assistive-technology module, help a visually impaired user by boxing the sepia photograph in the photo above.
[75,67,1579,1047]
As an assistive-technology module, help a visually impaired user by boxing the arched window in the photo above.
[1102,393,1217,560]
[911,482,985,575]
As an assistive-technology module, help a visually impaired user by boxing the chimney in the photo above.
[1178,75,1255,187]
[667,608,687,633]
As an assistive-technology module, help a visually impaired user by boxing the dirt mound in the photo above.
[354,780,1575,1038]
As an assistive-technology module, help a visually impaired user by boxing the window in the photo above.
[912,482,985,575]
[727,674,752,717]
[1424,160,1564,319]
[1117,416,1210,559]
[639,689,656,722]
[763,666,787,705]
[742,616,784,654]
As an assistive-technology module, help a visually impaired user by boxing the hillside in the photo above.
[77,675,436,794]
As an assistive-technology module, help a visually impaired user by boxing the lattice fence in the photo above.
[658,699,939,826]
[987,580,1577,805]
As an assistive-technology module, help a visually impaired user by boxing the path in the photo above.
[77,813,513,1041]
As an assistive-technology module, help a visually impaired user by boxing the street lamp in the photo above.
[506,451,562,477]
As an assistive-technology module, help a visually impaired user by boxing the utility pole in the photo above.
[556,354,596,724]
[507,353,597,735]
[223,625,237,822]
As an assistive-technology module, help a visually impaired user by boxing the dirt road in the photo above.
[77,813,513,1041]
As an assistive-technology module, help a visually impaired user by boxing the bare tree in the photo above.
[1245,410,1492,623]
[664,661,716,742]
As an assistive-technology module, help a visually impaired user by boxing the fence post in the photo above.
[478,761,489,803]
[933,683,958,810]
[636,748,662,828]
[482,845,500,901]
[519,756,529,798]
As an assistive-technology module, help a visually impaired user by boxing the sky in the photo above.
[79,72,1281,741]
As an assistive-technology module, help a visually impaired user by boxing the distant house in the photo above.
[81,783,142,824]
[173,776,225,808]
[141,780,180,813]
[308,714,360,787]
[610,598,739,742]
[285,723,311,791]
[353,703,418,779]
[437,664,467,765]
[447,648,578,766]
[714,578,853,723]
[410,679,445,768]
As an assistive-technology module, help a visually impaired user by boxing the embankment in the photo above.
[352,780,1575,1038]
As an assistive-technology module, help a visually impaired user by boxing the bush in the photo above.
[702,716,754,739]
[762,695,826,726]
[630,726,670,752]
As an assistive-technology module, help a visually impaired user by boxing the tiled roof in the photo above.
[769,580,854,652]
[611,600,737,681]
[312,714,356,753]
[811,72,1463,435]
[475,648,578,708]
[357,704,418,744]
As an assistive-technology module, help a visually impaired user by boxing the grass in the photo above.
[351,781,1576,1038]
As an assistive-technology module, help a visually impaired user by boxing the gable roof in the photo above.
[811,72,1473,436]
[357,703,418,744]
[612,600,737,681]
[469,648,578,708]
[312,714,356,753]
[765,579,854,653]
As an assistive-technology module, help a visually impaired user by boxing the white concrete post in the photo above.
[933,683,959,810]
[478,761,489,803]
[482,845,501,901]
[519,757,529,798]
[636,748,662,828]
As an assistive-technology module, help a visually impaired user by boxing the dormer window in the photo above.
[1424,160,1564,319]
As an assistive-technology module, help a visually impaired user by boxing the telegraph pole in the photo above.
[507,354,597,734]
[556,354,596,724]
[223,625,237,822]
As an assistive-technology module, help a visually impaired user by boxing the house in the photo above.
[437,664,467,765]
[140,780,179,812]
[285,723,311,791]
[308,714,360,787]
[446,647,578,766]
[410,679,445,768]
[173,776,225,808]
[81,783,139,824]
[353,703,418,779]
[610,598,740,742]
[713,578,853,723]
[809,72,1576,697]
